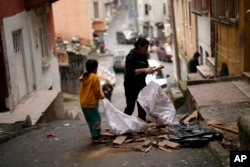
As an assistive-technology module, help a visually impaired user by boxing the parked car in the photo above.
[116,30,137,44]
[156,45,173,62]
[146,59,168,92]
[112,49,129,72]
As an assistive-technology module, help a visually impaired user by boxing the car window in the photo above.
[155,70,164,79]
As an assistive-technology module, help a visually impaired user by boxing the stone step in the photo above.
[243,71,250,82]
[197,65,214,78]
[169,87,185,109]
[0,90,61,126]
[187,72,204,80]
[206,57,215,67]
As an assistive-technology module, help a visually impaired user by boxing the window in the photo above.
[192,0,208,15]
[212,0,239,24]
[145,4,149,15]
[186,1,191,26]
[37,6,51,68]
[163,3,166,15]
[93,1,99,19]
[13,29,22,54]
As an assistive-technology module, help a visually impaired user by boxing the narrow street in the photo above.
[0,1,225,167]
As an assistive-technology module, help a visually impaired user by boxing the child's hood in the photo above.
[79,73,91,84]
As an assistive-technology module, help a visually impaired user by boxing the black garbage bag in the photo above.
[168,122,223,147]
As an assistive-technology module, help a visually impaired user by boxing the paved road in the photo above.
[0,119,223,167]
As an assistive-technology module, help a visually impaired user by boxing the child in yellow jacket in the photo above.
[79,59,105,142]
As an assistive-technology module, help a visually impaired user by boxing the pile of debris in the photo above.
[98,110,238,153]
[98,112,224,153]
[100,122,181,153]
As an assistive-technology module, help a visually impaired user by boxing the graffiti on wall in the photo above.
[60,53,88,94]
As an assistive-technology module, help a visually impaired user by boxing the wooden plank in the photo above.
[210,124,238,134]
[158,140,168,147]
[182,110,198,122]
[144,145,153,153]
[134,137,146,142]
[158,146,172,152]
[157,134,169,140]
[151,140,158,146]
[206,119,222,126]
[165,140,180,149]
[124,139,134,143]
[113,135,127,145]
[101,131,115,137]
[143,139,152,147]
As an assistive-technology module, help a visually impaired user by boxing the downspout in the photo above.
[170,0,181,81]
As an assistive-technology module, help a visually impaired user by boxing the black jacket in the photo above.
[124,49,149,91]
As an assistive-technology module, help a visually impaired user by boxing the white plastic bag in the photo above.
[137,81,180,125]
[102,98,149,135]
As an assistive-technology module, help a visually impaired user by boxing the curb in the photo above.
[209,141,230,167]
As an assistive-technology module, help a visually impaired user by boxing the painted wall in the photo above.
[52,0,93,45]
[217,0,250,76]
[197,14,211,65]
[174,0,197,80]
[1,2,60,110]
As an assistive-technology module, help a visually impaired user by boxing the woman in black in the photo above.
[123,38,155,121]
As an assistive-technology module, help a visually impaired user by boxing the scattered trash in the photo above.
[168,122,223,147]
[47,133,56,138]
[63,123,70,127]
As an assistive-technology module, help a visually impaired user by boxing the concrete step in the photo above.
[169,87,185,109]
[187,72,204,80]
[197,64,214,78]
[206,57,215,68]
[0,90,62,126]
[243,71,250,83]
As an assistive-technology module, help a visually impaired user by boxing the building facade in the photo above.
[0,0,61,112]
[52,0,107,47]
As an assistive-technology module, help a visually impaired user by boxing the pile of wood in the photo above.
[99,110,239,152]
[100,122,180,153]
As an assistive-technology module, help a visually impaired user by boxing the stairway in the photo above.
[187,57,215,80]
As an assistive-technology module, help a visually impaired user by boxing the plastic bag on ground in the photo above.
[168,122,223,147]
[102,98,149,135]
[137,81,179,125]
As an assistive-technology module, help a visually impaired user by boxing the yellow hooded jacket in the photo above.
[79,73,104,108]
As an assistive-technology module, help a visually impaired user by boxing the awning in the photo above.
[92,21,107,34]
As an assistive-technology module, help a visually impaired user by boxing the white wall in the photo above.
[3,10,61,108]
[4,11,33,105]
[197,15,211,64]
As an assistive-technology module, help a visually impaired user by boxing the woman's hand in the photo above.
[145,67,155,74]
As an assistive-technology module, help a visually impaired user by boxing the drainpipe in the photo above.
[170,0,181,81]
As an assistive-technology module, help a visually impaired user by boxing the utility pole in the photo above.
[169,0,181,81]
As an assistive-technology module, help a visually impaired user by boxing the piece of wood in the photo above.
[124,139,134,143]
[182,110,198,122]
[165,140,180,149]
[134,137,146,142]
[158,140,169,147]
[153,64,164,71]
[209,124,238,134]
[143,140,152,147]
[206,119,222,126]
[113,135,127,145]
[144,145,153,153]
[101,131,115,137]
[158,146,172,152]
[157,134,169,140]
[151,140,158,146]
